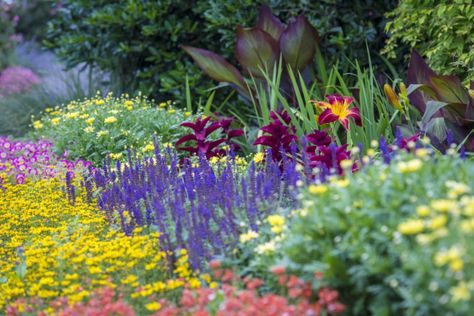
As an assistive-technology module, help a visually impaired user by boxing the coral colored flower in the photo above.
[313,94,362,130]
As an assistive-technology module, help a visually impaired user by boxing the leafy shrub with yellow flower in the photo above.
[32,93,198,165]
[0,174,207,315]
[282,149,474,315]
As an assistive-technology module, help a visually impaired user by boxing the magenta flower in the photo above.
[253,111,298,162]
[312,94,362,130]
[176,115,244,159]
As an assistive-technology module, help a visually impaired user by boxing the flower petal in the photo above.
[326,94,345,105]
[347,107,362,126]
[318,109,339,125]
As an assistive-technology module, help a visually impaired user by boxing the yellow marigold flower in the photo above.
[97,130,109,137]
[95,99,105,105]
[159,102,167,108]
[209,156,219,164]
[429,214,448,230]
[340,159,353,170]
[398,219,424,235]
[450,282,471,302]
[415,148,429,158]
[253,152,265,164]
[430,199,457,213]
[33,120,43,129]
[145,302,162,311]
[51,118,61,125]
[142,143,155,153]
[308,184,328,195]
[256,240,276,254]
[121,274,138,285]
[83,126,95,133]
[109,153,123,160]
[184,111,192,117]
[189,278,201,289]
[168,109,176,114]
[124,100,133,107]
[397,159,422,173]
[267,214,285,227]
[85,117,95,125]
[104,116,118,124]
[239,230,259,243]
[446,181,470,198]
[416,205,430,217]
[449,258,464,272]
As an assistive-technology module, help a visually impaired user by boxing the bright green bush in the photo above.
[284,151,474,315]
[383,0,474,82]
[44,0,220,102]
[33,93,197,165]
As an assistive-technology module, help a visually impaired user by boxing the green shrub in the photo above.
[383,0,474,83]
[0,2,17,70]
[32,93,197,165]
[44,0,220,103]
[9,0,60,41]
[44,0,398,104]
[197,0,399,71]
[284,151,474,315]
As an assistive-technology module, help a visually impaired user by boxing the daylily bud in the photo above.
[469,89,474,99]
[384,84,403,111]
[399,82,407,97]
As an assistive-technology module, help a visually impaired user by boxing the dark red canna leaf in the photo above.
[279,14,319,71]
[182,46,247,92]
[235,26,280,77]
[256,5,285,41]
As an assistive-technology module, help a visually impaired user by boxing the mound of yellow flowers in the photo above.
[0,178,203,314]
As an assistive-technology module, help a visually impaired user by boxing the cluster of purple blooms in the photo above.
[0,137,91,185]
[86,146,307,269]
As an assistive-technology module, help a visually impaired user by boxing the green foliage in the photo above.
[33,94,198,165]
[197,0,399,71]
[0,2,17,70]
[44,0,220,103]
[383,0,474,83]
[44,0,398,105]
[9,0,60,41]
[284,152,474,315]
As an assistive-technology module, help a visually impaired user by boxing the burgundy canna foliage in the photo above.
[254,111,298,162]
[176,115,244,159]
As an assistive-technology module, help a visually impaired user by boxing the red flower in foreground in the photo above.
[313,94,362,130]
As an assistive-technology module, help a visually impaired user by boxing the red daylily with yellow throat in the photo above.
[312,94,362,130]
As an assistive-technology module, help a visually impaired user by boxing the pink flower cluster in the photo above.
[0,137,91,185]
[0,66,40,97]
[154,261,345,316]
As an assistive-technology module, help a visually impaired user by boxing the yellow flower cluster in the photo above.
[395,180,474,302]
[0,177,203,313]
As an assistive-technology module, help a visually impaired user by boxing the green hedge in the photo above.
[383,0,474,83]
[45,0,398,104]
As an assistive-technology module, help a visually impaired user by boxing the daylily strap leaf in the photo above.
[235,26,280,77]
[279,14,319,70]
[182,46,247,92]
